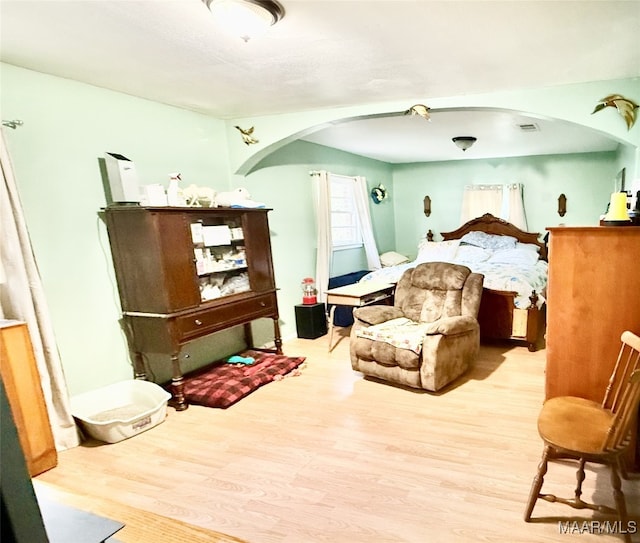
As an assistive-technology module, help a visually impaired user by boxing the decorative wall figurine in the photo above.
[1,119,23,129]
[183,184,216,207]
[370,184,388,204]
[404,104,431,121]
[234,125,259,145]
[591,94,638,130]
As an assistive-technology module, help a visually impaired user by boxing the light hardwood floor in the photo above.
[37,331,639,543]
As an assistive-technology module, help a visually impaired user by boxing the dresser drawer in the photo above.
[176,293,277,341]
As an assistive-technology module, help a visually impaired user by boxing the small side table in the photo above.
[295,303,327,339]
[325,282,395,351]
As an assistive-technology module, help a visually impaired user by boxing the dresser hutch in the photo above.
[104,206,281,410]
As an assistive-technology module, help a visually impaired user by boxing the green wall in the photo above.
[0,64,394,394]
[238,140,394,343]
[0,62,636,399]
[392,151,619,258]
[1,64,233,394]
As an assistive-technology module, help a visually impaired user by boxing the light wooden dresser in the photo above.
[0,320,57,476]
[545,226,640,468]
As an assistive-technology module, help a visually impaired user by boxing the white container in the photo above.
[141,183,168,206]
[70,380,171,444]
[166,173,185,206]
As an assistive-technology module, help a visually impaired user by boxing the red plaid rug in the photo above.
[180,350,305,409]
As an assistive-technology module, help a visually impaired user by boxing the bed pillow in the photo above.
[488,248,539,266]
[460,231,518,251]
[516,242,541,253]
[380,251,410,267]
[454,245,492,264]
[415,240,460,263]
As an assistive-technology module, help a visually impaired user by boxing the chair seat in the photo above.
[355,317,429,354]
[538,396,613,455]
[350,263,484,391]
[525,332,640,540]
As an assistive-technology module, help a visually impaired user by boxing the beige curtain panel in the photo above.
[0,130,80,451]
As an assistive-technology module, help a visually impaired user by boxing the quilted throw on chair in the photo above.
[355,317,430,354]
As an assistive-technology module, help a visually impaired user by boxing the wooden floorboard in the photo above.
[36,332,640,542]
[33,480,249,543]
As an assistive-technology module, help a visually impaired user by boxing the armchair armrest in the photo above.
[423,315,479,336]
[353,305,404,326]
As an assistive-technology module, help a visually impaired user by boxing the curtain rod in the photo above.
[2,119,23,129]
[464,183,522,190]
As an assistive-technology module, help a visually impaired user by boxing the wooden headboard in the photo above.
[440,213,548,261]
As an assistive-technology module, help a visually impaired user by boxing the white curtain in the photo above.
[0,130,80,451]
[353,176,382,271]
[311,171,381,302]
[504,183,528,230]
[311,171,332,303]
[460,184,503,223]
[460,183,527,231]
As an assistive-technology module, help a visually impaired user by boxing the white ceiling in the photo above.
[1,0,638,162]
[301,108,622,163]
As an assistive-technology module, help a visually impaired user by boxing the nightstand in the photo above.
[295,303,327,339]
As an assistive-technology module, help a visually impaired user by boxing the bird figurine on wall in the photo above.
[404,104,431,121]
[591,94,638,130]
[234,125,259,145]
[370,184,388,204]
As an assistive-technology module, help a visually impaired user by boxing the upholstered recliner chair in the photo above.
[350,262,484,391]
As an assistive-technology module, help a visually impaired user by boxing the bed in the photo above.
[360,214,548,351]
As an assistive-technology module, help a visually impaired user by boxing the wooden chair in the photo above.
[524,331,640,542]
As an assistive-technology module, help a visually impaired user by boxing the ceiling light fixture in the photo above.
[203,0,285,42]
[452,136,477,152]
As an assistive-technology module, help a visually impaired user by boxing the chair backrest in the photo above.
[602,330,640,452]
[394,262,484,323]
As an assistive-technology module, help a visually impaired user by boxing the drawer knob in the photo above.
[260,302,266,307]
[194,319,203,326]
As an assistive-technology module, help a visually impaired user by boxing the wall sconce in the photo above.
[452,136,477,152]
[203,0,285,42]
[557,193,567,217]
[423,195,431,217]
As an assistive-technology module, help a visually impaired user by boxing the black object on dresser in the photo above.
[104,206,282,410]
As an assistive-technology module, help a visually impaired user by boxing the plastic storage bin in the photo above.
[70,380,171,443]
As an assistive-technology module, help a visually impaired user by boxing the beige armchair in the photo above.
[350,262,484,391]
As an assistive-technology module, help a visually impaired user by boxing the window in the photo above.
[329,174,362,249]
[460,183,527,231]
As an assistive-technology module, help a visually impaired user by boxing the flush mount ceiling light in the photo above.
[452,136,477,152]
[204,0,285,42]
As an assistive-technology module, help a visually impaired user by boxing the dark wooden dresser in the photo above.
[104,206,281,410]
